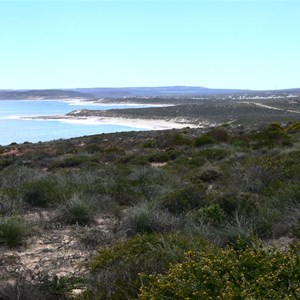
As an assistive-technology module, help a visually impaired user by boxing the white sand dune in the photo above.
[27,115,201,130]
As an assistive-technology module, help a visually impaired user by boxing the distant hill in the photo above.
[71,86,250,97]
[1,86,300,100]
[0,89,91,100]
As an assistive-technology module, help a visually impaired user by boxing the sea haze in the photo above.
[0,100,149,145]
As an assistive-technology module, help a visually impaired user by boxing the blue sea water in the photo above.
[0,100,149,145]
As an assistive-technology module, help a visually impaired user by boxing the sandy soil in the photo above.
[0,210,114,285]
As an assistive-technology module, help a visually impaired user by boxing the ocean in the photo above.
[0,100,150,146]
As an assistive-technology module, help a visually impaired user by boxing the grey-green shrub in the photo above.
[56,195,94,225]
[23,180,64,207]
[120,202,180,236]
[0,216,29,247]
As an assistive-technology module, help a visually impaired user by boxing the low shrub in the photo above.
[119,202,180,236]
[103,147,126,162]
[193,135,215,147]
[196,204,226,226]
[139,241,300,300]
[285,121,300,133]
[0,215,29,247]
[196,148,230,160]
[106,176,139,206]
[159,184,206,215]
[292,218,300,240]
[0,191,23,216]
[0,157,16,170]
[250,126,292,149]
[195,166,223,182]
[23,180,64,207]
[80,227,115,249]
[141,140,156,148]
[56,195,95,225]
[0,276,81,300]
[147,151,170,163]
[206,128,230,142]
[216,192,256,218]
[84,233,206,299]
[162,132,192,147]
[48,155,99,169]
[85,143,101,153]
[0,279,52,300]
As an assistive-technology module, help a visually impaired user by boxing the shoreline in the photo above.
[0,98,174,107]
[23,115,206,130]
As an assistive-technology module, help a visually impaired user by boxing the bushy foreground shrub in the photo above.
[0,215,29,247]
[81,234,206,299]
[139,241,300,300]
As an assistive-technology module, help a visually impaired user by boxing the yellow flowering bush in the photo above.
[139,242,300,300]
[83,234,206,299]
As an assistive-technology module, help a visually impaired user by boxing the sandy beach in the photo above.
[25,115,203,130]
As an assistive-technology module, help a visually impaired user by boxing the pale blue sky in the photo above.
[0,0,299,90]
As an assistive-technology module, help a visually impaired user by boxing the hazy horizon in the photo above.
[1,85,300,92]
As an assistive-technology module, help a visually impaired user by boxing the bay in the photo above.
[0,100,150,145]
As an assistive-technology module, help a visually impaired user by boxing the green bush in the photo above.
[139,242,300,300]
[195,166,223,182]
[56,195,95,225]
[23,180,64,207]
[163,132,192,147]
[106,176,139,206]
[103,147,126,162]
[196,148,230,160]
[250,126,292,149]
[268,122,283,131]
[0,157,15,170]
[216,192,256,218]
[196,204,226,226]
[141,140,156,148]
[120,202,180,236]
[147,151,170,163]
[0,216,29,247]
[193,135,215,147]
[285,121,300,133]
[83,233,206,299]
[48,155,99,169]
[0,191,22,216]
[159,184,206,215]
[206,128,230,142]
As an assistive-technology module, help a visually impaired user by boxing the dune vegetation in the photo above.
[0,120,299,299]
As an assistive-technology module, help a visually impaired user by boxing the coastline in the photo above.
[23,115,204,130]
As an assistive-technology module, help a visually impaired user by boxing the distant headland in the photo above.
[1,86,300,100]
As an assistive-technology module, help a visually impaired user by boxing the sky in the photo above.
[0,0,299,90]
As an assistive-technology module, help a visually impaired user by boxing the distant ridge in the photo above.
[0,86,300,100]
[71,86,250,97]
[0,89,91,100]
